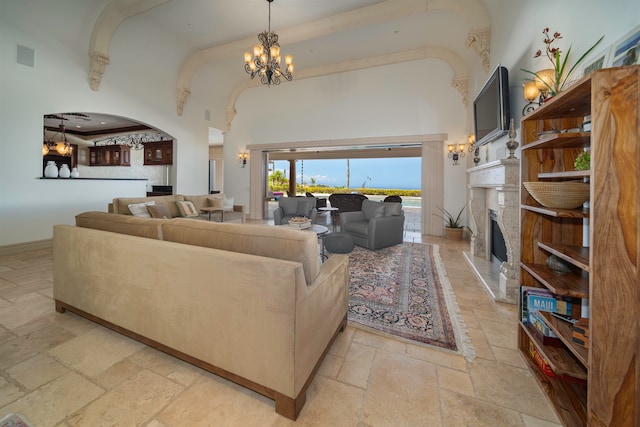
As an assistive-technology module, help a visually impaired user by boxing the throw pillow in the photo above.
[128,201,155,218]
[147,203,172,219]
[222,196,234,210]
[208,197,223,209]
[175,200,200,217]
[383,202,402,216]
[362,200,385,220]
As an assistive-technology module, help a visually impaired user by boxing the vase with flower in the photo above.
[522,28,604,98]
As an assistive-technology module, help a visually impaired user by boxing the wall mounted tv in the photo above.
[473,65,510,146]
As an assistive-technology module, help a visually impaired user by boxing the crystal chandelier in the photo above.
[243,0,294,86]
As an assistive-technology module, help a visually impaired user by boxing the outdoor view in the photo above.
[268,158,422,203]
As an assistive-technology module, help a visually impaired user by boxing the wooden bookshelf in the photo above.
[519,65,639,426]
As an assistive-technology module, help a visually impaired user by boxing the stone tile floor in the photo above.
[0,216,562,426]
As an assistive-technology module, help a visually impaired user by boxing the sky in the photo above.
[271,158,421,190]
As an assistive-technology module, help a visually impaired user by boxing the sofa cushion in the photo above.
[295,198,315,217]
[343,220,370,236]
[128,201,155,218]
[75,211,166,239]
[362,200,384,220]
[147,204,172,219]
[175,200,200,217]
[279,197,299,216]
[383,202,402,216]
[113,195,184,217]
[161,219,320,286]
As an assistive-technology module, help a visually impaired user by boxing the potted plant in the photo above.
[435,206,467,241]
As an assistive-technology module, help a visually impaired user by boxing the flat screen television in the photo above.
[473,65,510,146]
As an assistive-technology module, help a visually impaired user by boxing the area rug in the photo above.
[0,414,34,427]
[348,242,475,361]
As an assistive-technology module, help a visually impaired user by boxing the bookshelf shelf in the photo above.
[540,312,588,368]
[520,263,589,298]
[537,242,590,272]
[538,170,591,179]
[521,204,589,218]
[521,132,591,151]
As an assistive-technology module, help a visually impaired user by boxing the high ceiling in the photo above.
[56,0,490,147]
[90,0,490,128]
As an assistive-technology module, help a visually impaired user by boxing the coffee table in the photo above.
[278,224,329,260]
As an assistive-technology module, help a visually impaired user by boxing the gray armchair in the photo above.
[273,197,318,225]
[340,199,404,250]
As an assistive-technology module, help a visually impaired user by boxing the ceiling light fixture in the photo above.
[243,0,294,86]
[93,132,171,150]
[43,115,72,156]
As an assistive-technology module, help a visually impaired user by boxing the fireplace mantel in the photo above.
[466,159,520,304]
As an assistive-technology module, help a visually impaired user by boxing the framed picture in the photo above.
[582,48,610,77]
[610,24,640,67]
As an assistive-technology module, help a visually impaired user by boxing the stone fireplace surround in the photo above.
[464,159,520,304]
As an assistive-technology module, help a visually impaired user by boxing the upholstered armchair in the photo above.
[274,197,318,225]
[340,199,404,250]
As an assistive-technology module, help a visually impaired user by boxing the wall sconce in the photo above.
[467,134,480,165]
[447,143,465,165]
[522,68,554,115]
[238,151,248,167]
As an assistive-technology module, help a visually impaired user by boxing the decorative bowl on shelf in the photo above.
[523,181,590,209]
[288,217,312,229]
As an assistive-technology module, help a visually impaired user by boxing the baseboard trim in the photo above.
[0,239,53,256]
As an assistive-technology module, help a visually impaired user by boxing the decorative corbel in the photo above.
[176,88,191,116]
[451,77,468,108]
[89,51,110,91]
[466,28,490,72]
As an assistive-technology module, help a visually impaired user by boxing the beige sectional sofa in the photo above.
[53,212,349,420]
[109,194,246,223]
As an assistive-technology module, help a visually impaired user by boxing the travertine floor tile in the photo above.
[0,371,104,426]
[155,374,279,426]
[0,376,24,408]
[405,343,468,372]
[336,341,376,388]
[0,292,52,330]
[92,358,143,390]
[48,326,144,377]
[67,370,183,427]
[492,346,527,369]
[352,327,408,353]
[521,414,563,427]
[440,389,524,426]
[317,352,344,379]
[274,376,365,427]
[361,350,441,426]
[438,366,475,397]
[6,353,68,390]
[477,317,518,349]
[0,323,74,369]
[466,327,494,360]
[469,358,560,423]
[328,326,354,358]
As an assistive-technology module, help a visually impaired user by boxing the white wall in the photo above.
[474,0,640,162]
[0,0,210,246]
[224,59,470,221]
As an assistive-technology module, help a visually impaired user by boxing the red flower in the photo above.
[534,50,542,58]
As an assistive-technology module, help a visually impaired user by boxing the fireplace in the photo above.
[489,210,507,269]
[465,158,520,304]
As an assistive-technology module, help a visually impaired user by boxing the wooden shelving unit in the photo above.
[519,65,639,426]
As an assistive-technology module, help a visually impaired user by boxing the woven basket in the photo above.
[523,181,590,209]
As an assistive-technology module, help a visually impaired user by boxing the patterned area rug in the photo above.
[348,242,475,360]
[0,414,34,427]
